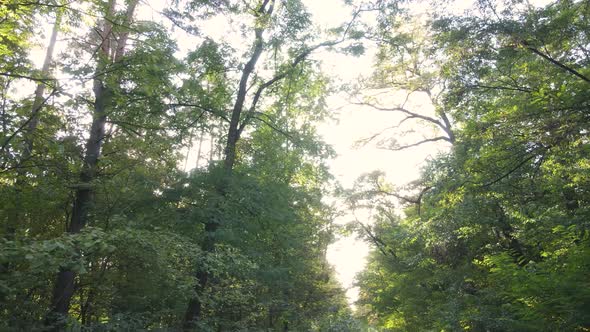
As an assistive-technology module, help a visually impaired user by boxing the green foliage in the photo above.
[0,0,352,330]
[7,0,587,330]
[355,1,590,331]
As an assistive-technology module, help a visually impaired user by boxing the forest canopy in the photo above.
[0,0,589,331]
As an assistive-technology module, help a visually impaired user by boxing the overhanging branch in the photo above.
[378,136,452,151]
[522,42,590,84]
[166,103,229,123]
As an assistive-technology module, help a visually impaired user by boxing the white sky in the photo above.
[306,0,452,306]
[320,94,449,305]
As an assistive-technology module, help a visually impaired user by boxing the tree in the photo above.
[352,15,455,151]
[45,1,141,327]
[1,0,356,329]
[179,0,360,328]
[355,1,590,330]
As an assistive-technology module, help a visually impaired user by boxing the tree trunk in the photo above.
[24,11,61,158]
[182,1,276,329]
[184,129,194,172]
[209,125,214,163]
[222,28,265,173]
[3,10,61,244]
[195,128,204,168]
[45,0,138,328]
[45,40,111,332]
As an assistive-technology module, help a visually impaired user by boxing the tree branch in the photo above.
[466,83,532,93]
[369,179,432,216]
[0,72,56,85]
[356,220,396,258]
[522,41,590,84]
[166,103,229,122]
[354,101,448,132]
[236,4,366,136]
[482,153,538,187]
[378,136,452,151]
[250,114,294,141]
[0,88,58,155]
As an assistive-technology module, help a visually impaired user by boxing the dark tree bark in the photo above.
[45,0,138,328]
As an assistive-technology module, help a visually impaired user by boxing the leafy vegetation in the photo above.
[1,0,588,331]
[353,0,590,331]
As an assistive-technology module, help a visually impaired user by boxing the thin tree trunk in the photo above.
[24,12,61,157]
[209,125,214,163]
[80,286,94,326]
[216,118,223,160]
[1,15,61,317]
[222,23,266,172]
[182,1,276,329]
[195,128,204,169]
[80,256,110,326]
[45,0,138,328]
[184,129,194,172]
[3,10,61,243]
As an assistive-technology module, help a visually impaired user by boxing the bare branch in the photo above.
[367,176,432,216]
[482,153,538,188]
[356,219,396,258]
[378,136,452,151]
[250,114,294,141]
[354,101,448,131]
[0,72,56,85]
[369,189,419,205]
[355,123,404,146]
[466,83,532,93]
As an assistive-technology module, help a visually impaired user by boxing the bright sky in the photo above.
[305,0,451,306]
[320,99,448,304]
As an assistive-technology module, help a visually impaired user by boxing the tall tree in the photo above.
[181,0,358,327]
[4,6,62,244]
[45,0,139,326]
